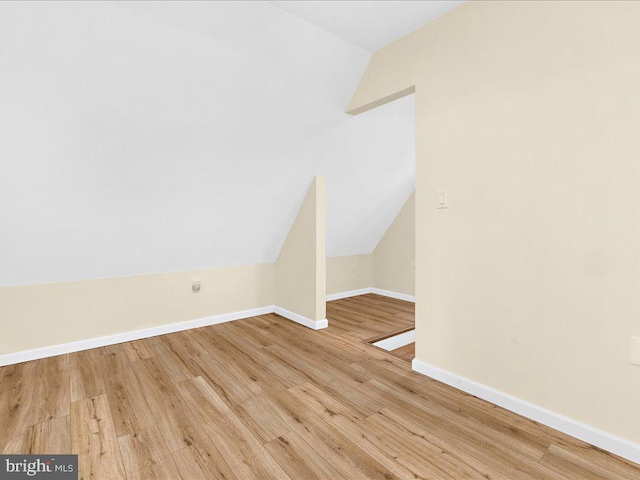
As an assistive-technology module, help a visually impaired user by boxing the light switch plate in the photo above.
[631,336,640,366]
[437,189,448,209]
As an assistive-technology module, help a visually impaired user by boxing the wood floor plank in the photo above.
[262,320,363,366]
[363,413,475,480]
[255,380,401,480]
[260,353,309,389]
[353,360,552,461]
[202,328,310,392]
[2,431,24,455]
[550,444,640,480]
[321,375,385,418]
[226,323,309,388]
[160,330,208,360]
[71,394,126,480]
[27,355,70,425]
[540,444,630,480]
[365,367,560,479]
[353,351,614,472]
[172,439,237,480]
[131,357,209,453]
[99,345,156,438]
[118,425,182,480]
[265,431,347,480]
[189,327,266,384]
[189,353,256,407]
[267,342,334,381]
[366,408,510,480]
[190,330,263,388]
[49,415,71,454]
[231,319,278,348]
[177,376,291,479]
[22,415,71,455]
[263,331,372,386]
[216,322,275,354]
[232,393,291,444]
[151,342,197,384]
[289,381,428,480]
[121,339,154,362]
[379,405,565,480]
[0,362,38,451]
[71,349,106,402]
[22,421,49,454]
[390,342,415,361]
[214,326,281,373]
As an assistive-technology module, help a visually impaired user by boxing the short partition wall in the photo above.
[275,176,327,328]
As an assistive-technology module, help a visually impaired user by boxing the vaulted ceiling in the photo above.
[0,1,421,287]
[270,1,465,52]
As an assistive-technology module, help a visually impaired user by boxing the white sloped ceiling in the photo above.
[0,1,414,287]
[270,0,465,52]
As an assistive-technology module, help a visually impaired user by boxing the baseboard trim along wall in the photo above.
[0,306,274,367]
[411,358,640,465]
[326,288,372,301]
[274,306,328,330]
[371,288,415,302]
[0,304,327,367]
[327,287,415,303]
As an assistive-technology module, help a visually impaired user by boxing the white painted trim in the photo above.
[274,306,328,330]
[412,358,640,465]
[373,329,415,351]
[0,306,274,367]
[326,287,415,303]
[0,301,331,367]
[327,288,372,301]
[371,288,415,303]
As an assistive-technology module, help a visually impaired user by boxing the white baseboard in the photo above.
[373,329,415,351]
[0,306,274,367]
[0,301,332,367]
[412,358,640,465]
[327,288,372,301]
[274,306,328,330]
[327,287,415,303]
[371,288,415,303]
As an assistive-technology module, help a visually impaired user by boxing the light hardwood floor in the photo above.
[390,342,415,362]
[1,293,638,479]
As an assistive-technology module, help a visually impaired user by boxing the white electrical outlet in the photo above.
[192,281,201,293]
[631,336,640,366]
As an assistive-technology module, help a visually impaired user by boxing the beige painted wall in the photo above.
[372,191,415,296]
[327,193,414,297]
[0,263,274,355]
[275,176,326,321]
[326,254,372,295]
[349,1,640,444]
